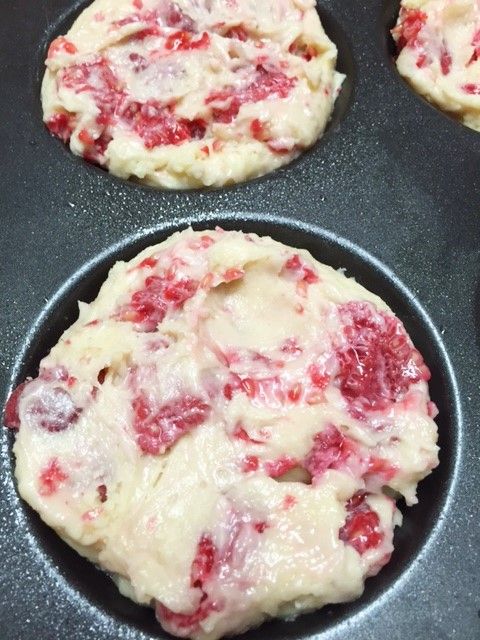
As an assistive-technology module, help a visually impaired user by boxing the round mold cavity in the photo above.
[380,0,480,136]
[33,0,355,192]
[4,216,460,639]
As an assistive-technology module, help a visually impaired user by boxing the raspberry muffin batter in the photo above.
[41,0,344,188]
[393,0,480,131]
[5,229,439,640]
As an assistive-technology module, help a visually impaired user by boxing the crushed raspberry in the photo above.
[224,374,295,406]
[156,600,215,635]
[304,424,354,479]
[47,36,77,58]
[138,256,158,269]
[164,3,196,31]
[224,25,248,41]
[240,377,257,398]
[282,494,297,510]
[280,338,302,355]
[467,30,480,66]
[133,0,143,9]
[122,101,206,148]
[416,53,428,68]
[27,386,81,432]
[440,46,452,75]
[78,128,95,146]
[190,535,217,588]
[128,52,149,72]
[283,254,319,284]
[393,8,427,52]
[339,492,384,555]
[206,65,296,124]
[289,40,317,61]
[287,383,302,403]
[165,30,210,51]
[264,455,297,478]
[4,382,29,429]
[242,455,259,472]
[97,484,108,502]
[232,424,264,445]
[38,458,68,496]
[462,83,480,95]
[336,302,430,415]
[46,112,75,143]
[61,58,122,125]
[39,366,69,383]
[157,529,220,634]
[366,457,397,481]
[250,118,266,141]
[118,274,198,331]
[132,394,210,455]
[223,267,244,283]
[254,521,268,533]
[308,364,329,389]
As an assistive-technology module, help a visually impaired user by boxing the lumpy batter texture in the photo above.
[5,229,439,640]
[393,0,480,131]
[41,0,343,188]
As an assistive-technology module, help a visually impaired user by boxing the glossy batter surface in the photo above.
[393,0,480,131]
[5,229,439,640]
[41,0,343,188]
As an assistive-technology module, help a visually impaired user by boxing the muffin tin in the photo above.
[1,0,479,639]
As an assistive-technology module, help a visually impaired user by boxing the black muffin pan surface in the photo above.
[1,0,479,639]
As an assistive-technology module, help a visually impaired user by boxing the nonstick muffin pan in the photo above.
[1,1,479,639]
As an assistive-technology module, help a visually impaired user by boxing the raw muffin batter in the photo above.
[5,229,439,640]
[393,0,480,131]
[41,0,344,188]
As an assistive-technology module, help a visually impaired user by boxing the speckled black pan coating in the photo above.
[0,1,479,639]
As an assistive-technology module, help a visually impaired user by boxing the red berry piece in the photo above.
[467,30,480,66]
[463,83,480,95]
[242,455,259,472]
[336,302,430,416]
[38,458,69,496]
[190,535,217,588]
[164,3,196,31]
[97,484,108,503]
[440,45,452,75]
[4,381,30,430]
[232,424,264,445]
[122,101,206,148]
[339,492,384,555]
[132,394,210,455]
[165,30,210,51]
[223,25,248,41]
[118,274,198,331]
[206,65,296,124]
[304,424,354,479]
[264,455,297,479]
[30,386,82,432]
[61,58,122,126]
[308,364,329,389]
[366,457,397,482]
[47,36,77,58]
[222,267,244,283]
[289,39,317,61]
[283,254,319,284]
[393,8,427,52]
[253,521,268,533]
[46,112,75,143]
[156,599,216,635]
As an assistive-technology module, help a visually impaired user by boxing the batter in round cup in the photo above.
[393,0,480,131]
[5,228,439,640]
[42,0,344,188]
